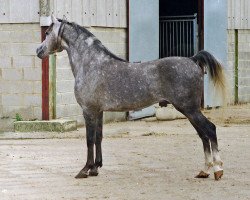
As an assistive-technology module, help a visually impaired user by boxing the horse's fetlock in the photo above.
[95,161,103,168]
[214,160,223,166]
[206,162,214,168]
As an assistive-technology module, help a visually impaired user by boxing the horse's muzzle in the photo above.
[36,46,47,59]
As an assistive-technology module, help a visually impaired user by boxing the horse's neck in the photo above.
[62,24,125,78]
[63,37,108,77]
[62,26,100,77]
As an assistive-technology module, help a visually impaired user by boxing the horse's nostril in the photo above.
[36,46,42,54]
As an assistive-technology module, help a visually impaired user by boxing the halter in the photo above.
[56,21,66,49]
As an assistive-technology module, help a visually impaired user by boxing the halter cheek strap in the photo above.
[57,22,66,49]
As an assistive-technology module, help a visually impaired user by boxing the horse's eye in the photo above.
[45,31,49,36]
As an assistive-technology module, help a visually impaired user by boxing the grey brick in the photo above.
[2,68,23,80]
[0,31,11,42]
[23,68,41,81]
[0,43,12,56]
[56,104,81,118]
[11,43,39,56]
[60,92,77,104]
[56,80,74,93]
[2,95,23,106]
[13,56,34,68]
[56,54,70,69]
[34,57,42,68]
[0,56,12,68]
[57,68,74,81]
[2,105,33,119]
[10,30,40,43]
[33,106,42,119]
[33,81,42,94]
[0,81,33,94]
[23,95,41,106]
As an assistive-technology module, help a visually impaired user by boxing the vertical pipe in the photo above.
[180,21,182,55]
[41,26,50,120]
[189,21,192,56]
[177,21,179,56]
[198,0,204,51]
[40,0,50,120]
[159,22,161,58]
[162,22,164,57]
[235,29,239,104]
[193,14,197,55]
[166,22,168,56]
[186,21,188,56]
[49,54,56,119]
[126,0,129,61]
[182,21,184,56]
[173,22,175,55]
[170,22,172,56]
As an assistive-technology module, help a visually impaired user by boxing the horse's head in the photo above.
[36,15,64,59]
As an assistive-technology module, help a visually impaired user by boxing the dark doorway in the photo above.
[159,0,203,58]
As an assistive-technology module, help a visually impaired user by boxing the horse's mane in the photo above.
[58,19,127,62]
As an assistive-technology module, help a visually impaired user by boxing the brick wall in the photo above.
[0,23,42,130]
[55,27,127,125]
[227,29,250,103]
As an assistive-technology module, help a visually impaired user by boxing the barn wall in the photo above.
[0,23,42,131]
[228,0,250,30]
[50,0,127,28]
[0,0,127,27]
[228,29,250,103]
[228,0,250,103]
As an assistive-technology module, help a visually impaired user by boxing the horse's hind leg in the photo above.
[189,120,213,178]
[89,112,103,176]
[185,110,223,180]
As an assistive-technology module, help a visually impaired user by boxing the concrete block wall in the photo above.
[55,27,127,125]
[238,29,250,102]
[0,23,42,130]
[227,29,236,103]
[227,29,250,103]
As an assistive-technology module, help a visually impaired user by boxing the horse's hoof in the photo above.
[89,169,99,176]
[195,171,210,178]
[75,170,88,178]
[214,170,223,180]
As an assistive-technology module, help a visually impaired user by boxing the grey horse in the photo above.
[37,16,225,180]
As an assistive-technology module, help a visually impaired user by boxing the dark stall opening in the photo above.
[159,0,203,58]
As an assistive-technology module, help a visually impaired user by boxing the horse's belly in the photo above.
[102,91,159,112]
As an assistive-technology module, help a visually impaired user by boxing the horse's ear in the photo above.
[51,14,58,24]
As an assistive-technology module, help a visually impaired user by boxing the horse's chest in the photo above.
[74,78,100,106]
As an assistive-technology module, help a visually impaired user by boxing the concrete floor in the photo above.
[0,117,250,200]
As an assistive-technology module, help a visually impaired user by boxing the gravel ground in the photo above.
[0,104,250,200]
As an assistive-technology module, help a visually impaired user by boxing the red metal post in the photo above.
[41,26,50,120]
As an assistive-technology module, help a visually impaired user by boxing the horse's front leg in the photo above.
[75,111,97,178]
[89,112,103,176]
